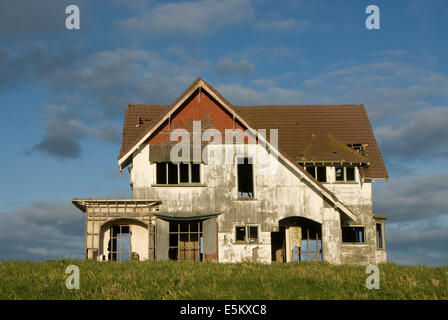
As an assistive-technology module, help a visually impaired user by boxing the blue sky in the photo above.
[0,0,447,265]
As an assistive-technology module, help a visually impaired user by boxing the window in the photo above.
[235,225,259,243]
[376,223,384,249]
[169,221,203,261]
[335,167,356,182]
[237,157,254,198]
[347,144,365,156]
[342,226,365,243]
[109,225,131,262]
[305,166,327,182]
[156,162,201,184]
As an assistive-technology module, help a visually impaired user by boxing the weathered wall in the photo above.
[128,89,383,264]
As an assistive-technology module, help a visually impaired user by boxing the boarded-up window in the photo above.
[169,221,203,261]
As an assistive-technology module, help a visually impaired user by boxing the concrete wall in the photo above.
[130,142,381,264]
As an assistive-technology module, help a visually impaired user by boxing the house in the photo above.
[72,77,388,265]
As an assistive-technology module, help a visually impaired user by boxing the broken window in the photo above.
[156,162,167,184]
[156,162,201,184]
[109,225,131,262]
[335,166,356,182]
[347,144,365,156]
[341,226,365,243]
[235,226,246,242]
[376,223,384,249]
[305,166,327,182]
[237,157,254,198]
[169,221,203,261]
[235,225,259,243]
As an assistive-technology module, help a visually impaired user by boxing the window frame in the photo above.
[234,224,260,244]
[335,166,357,182]
[305,165,327,182]
[376,222,385,250]
[236,157,255,199]
[155,162,201,185]
[341,226,365,244]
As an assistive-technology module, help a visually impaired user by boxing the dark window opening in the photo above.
[316,167,326,182]
[237,157,254,198]
[156,162,167,184]
[346,167,355,181]
[156,162,201,184]
[179,163,189,183]
[235,226,246,242]
[306,166,315,177]
[342,226,365,243]
[347,144,364,156]
[235,225,259,243]
[191,163,200,183]
[305,166,326,182]
[248,226,258,243]
[376,223,384,249]
[168,162,178,184]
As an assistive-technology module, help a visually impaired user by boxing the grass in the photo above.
[0,260,447,300]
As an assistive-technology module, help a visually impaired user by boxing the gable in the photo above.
[117,78,361,223]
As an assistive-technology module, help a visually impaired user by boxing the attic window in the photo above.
[335,167,356,182]
[156,162,201,185]
[305,166,327,182]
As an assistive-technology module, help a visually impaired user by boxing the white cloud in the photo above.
[119,0,254,36]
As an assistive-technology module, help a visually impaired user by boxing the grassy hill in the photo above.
[0,260,447,299]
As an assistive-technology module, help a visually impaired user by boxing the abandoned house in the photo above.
[72,77,388,265]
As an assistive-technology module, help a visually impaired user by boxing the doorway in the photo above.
[271,217,322,263]
[168,220,203,261]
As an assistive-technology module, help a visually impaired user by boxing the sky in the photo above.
[0,0,447,266]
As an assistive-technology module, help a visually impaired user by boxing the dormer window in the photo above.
[347,144,366,156]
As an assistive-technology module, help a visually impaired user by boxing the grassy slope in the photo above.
[0,260,447,300]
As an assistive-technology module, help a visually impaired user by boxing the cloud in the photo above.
[0,201,84,261]
[255,18,311,32]
[303,62,448,123]
[119,0,254,37]
[385,216,448,266]
[215,82,305,105]
[374,174,448,223]
[0,46,209,159]
[376,107,448,160]
[215,59,256,77]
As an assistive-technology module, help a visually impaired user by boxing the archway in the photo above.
[99,218,149,261]
[271,217,322,263]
